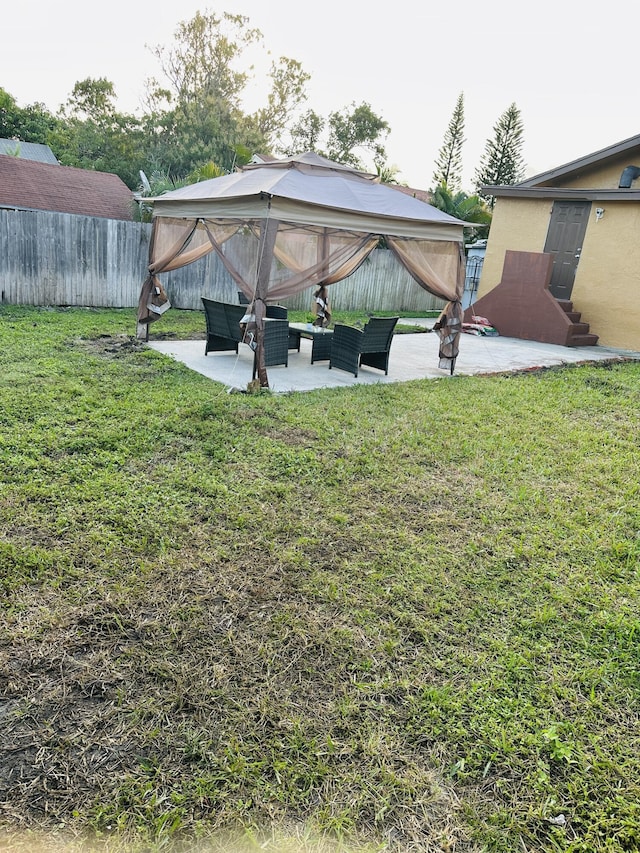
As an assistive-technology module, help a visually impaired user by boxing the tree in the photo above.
[1,10,393,191]
[0,84,146,181]
[326,102,389,170]
[61,78,118,122]
[145,10,309,157]
[282,109,325,155]
[142,92,251,178]
[0,88,19,138]
[132,165,209,222]
[280,101,391,173]
[147,11,262,107]
[430,182,492,242]
[50,77,147,188]
[375,162,404,185]
[249,57,310,144]
[432,92,465,191]
[0,88,61,145]
[474,102,526,207]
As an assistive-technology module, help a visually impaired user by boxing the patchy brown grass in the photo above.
[1,307,640,853]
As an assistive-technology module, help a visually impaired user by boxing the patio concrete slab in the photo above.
[147,324,640,394]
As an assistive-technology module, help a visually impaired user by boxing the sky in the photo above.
[3,0,639,192]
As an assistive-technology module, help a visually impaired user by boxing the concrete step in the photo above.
[567,333,599,347]
[557,299,597,346]
[569,322,590,336]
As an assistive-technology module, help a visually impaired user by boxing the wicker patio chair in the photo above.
[329,316,399,377]
[202,298,289,368]
[261,318,290,367]
[202,297,246,354]
[266,304,300,351]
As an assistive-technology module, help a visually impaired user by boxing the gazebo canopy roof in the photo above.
[149,152,467,241]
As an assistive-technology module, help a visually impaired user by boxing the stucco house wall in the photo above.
[478,198,551,296]
[570,202,640,349]
[477,135,640,351]
[560,160,628,189]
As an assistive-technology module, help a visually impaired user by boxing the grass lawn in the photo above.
[1,305,639,853]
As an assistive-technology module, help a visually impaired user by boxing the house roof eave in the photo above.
[480,186,640,201]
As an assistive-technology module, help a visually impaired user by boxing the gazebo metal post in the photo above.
[253,215,279,387]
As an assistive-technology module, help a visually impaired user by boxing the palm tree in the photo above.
[187,161,227,182]
[375,162,404,185]
[132,161,228,221]
[430,181,492,242]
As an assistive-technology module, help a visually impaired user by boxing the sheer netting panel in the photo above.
[149,217,229,274]
[267,224,378,300]
[216,226,263,300]
[386,238,465,302]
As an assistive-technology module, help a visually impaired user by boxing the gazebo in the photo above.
[137,152,468,386]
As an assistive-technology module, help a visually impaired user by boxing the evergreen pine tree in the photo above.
[474,102,525,207]
[432,92,465,191]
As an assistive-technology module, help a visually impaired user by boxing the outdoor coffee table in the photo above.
[288,323,334,363]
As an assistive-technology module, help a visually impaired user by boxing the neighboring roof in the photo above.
[150,151,466,241]
[482,132,640,200]
[249,153,280,165]
[0,139,58,164]
[0,155,134,220]
[389,184,432,204]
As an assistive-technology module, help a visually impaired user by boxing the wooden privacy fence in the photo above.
[0,208,446,314]
[0,209,151,308]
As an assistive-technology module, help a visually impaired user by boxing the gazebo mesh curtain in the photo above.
[138,216,381,326]
[137,215,465,372]
[137,217,237,326]
[387,237,466,371]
